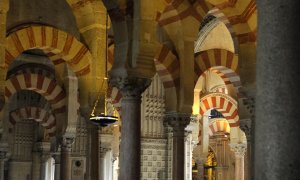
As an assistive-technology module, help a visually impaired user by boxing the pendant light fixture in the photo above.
[89,10,118,127]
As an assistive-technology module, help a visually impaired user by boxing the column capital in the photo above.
[165,112,191,131]
[0,151,7,160]
[109,77,151,98]
[240,118,252,142]
[100,147,111,158]
[61,136,75,151]
[230,143,247,157]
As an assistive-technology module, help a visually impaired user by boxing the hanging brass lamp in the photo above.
[89,10,118,127]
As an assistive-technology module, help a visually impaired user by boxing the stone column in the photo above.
[0,151,7,180]
[213,135,228,180]
[255,1,300,179]
[184,131,192,180]
[37,142,51,180]
[166,112,190,180]
[32,151,41,180]
[60,136,74,180]
[110,77,150,180]
[85,123,98,180]
[195,158,206,180]
[53,151,61,180]
[240,118,251,180]
[40,155,49,180]
[230,143,247,180]
[99,147,110,180]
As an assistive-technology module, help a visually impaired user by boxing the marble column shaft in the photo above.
[255,1,300,179]
[60,137,74,180]
[231,143,246,180]
[111,77,150,180]
[53,152,61,180]
[40,156,48,180]
[166,112,190,180]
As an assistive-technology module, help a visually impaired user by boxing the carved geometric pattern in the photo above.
[5,26,91,76]
[10,107,56,136]
[141,138,167,180]
[199,93,239,127]
[141,74,165,138]
[194,49,238,80]
[5,73,66,115]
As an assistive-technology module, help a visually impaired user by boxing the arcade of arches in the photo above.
[0,0,299,180]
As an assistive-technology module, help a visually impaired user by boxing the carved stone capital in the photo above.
[110,77,151,98]
[230,143,247,157]
[240,118,252,142]
[0,151,7,160]
[165,112,191,135]
[100,147,111,158]
[61,136,75,151]
[107,7,125,22]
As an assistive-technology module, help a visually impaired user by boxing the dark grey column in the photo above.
[111,77,150,180]
[60,136,74,180]
[0,151,7,180]
[86,122,102,180]
[166,112,190,180]
[255,1,300,179]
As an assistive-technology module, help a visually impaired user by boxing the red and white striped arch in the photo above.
[5,73,66,114]
[158,0,212,27]
[207,8,239,54]
[210,85,228,94]
[208,118,230,136]
[194,49,238,80]
[6,25,91,76]
[199,93,239,127]
[10,107,56,136]
[210,66,241,98]
[154,45,180,90]
[107,86,122,116]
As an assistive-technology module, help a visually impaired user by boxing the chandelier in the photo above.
[89,10,118,127]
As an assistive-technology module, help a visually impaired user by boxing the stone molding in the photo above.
[230,143,247,157]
